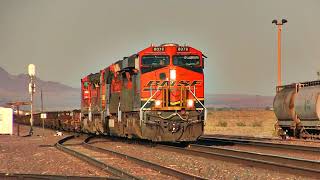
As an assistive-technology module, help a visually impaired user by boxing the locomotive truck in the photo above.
[81,43,206,142]
[274,80,320,139]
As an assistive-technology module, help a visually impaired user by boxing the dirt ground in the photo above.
[0,124,110,177]
[204,110,277,137]
[0,117,315,180]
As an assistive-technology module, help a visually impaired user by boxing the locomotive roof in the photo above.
[81,43,205,79]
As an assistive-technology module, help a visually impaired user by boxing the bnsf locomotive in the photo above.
[274,80,320,139]
[81,43,206,142]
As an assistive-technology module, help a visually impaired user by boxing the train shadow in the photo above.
[195,139,236,146]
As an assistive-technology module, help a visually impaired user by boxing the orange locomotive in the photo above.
[81,43,206,142]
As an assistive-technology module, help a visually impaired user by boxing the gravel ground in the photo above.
[91,138,314,180]
[2,124,317,179]
[0,124,110,177]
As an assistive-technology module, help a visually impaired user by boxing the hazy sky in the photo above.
[1,0,320,96]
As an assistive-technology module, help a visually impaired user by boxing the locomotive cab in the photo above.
[139,43,206,141]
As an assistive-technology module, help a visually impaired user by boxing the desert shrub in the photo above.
[217,120,228,127]
[236,121,246,127]
[252,120,263,127]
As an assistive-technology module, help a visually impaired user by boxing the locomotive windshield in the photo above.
[141,55,169,67]
[173,55,200,67]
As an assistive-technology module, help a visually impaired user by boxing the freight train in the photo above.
[274,80,320,139]
[81,43,206,142]
[16,110,81,132]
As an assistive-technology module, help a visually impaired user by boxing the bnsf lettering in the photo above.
[191,81,201,86]
[146,81,160,86]
[145,80,202,87]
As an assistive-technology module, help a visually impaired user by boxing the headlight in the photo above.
[170,69,176,80]
[155,100,162,107]
[187,99,194,108]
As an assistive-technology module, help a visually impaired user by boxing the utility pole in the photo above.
[28,64,36,135]
[41,88,44,137]
[272,19,287,87]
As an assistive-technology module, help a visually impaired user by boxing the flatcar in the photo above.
[274,80,320,139]
[81,43,207,142]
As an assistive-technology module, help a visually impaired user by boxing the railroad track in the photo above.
[155,143,320,178]
[56,135,206,180]
[86,136,320,178]
[0,172,109,180]
[203,134,320,143]
[56,135,140,180]
[200,135,320,153]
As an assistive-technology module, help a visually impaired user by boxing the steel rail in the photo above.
[55,135,140,180]
[190,144,320,169]
[0,172,113,180]
[200,136,320,153]
[203,134,320,143]
[155,144,320,178]
[83,136,206,180]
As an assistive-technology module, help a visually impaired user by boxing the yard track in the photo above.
[154,143,320,178]
[199,135,320,153]
[55,135,140,180]
[86,135,320,178]
[0,172,111,180]
[84,136,206,180]
[56,135,206,180]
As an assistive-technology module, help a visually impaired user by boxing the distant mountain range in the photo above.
[0,67,80,111]
[0,67,273,111]
[206,94,273,109]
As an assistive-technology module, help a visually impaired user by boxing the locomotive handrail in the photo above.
[140,87,160,125]
[187,86,207,123]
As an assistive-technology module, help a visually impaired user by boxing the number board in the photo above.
[153,47,165,52]
[177,46,189,52]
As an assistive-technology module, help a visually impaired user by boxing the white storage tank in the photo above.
[0,107,13,135]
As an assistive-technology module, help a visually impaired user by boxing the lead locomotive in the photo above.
[81,43,206,142]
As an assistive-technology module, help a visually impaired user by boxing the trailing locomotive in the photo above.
[81,43,206,142]
[274,80,320,139]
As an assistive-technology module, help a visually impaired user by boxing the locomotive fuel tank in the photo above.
[294,86,320,128]
[273,86,299,127]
